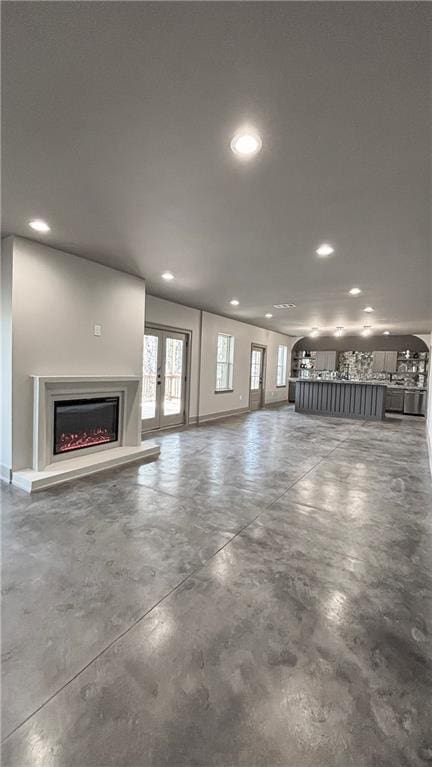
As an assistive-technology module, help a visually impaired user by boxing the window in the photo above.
[216,333,235,391]
[277,345,288,387]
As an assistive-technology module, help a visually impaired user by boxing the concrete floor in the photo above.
[2,405,432,766]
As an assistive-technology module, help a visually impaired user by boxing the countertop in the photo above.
[289,377,426,391]
[292,379,386,387]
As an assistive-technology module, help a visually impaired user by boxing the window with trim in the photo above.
[216,333,235,391]
[277,345,288,387]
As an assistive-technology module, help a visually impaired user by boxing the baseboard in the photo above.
[198,406,250,424]
[264,398,289,408]
[0,464,12,483]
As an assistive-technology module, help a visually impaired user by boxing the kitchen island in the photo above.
[295,379,386,420]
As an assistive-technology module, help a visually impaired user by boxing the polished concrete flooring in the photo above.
[2,405,432,766]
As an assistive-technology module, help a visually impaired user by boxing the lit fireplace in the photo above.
[53,397,120,456]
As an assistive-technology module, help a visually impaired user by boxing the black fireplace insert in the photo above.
[53,396,120,455]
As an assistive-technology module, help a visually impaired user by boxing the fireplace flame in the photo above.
[56,427,114,454]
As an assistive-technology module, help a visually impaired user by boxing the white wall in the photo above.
[1,238,14,479]
[145,297,295,422]
[2,236,146,472]
[199,312,294,418]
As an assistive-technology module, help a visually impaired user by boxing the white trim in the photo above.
[198,406,249,424]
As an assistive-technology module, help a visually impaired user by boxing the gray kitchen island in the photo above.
[295,379,386,420]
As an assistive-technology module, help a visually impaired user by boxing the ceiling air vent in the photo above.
[273,303,296,309]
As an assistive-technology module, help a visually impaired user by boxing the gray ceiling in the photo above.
[2,2,431,335]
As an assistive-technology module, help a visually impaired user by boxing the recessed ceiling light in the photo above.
[383,330,390,335]
[310,328,320,338]
[264,313,273,319]
[363,306,375,313]
[362,326,372,337]
[316,243,334,257]
[230,129,262,158]
[161,271,174,281]
[230,298,240,306]
[29,219,50,233]
[349,287,361,296]
[273,303,296,309]
[334,326,344,337]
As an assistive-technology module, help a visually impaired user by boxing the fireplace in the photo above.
[11,376,159,492]
[53,396,120,456]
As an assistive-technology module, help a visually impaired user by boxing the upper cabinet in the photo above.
[372,351,385,372]
[327,351,337,370]
[372,351,397,373]
[315,351,337,371]
[384,351,397,373]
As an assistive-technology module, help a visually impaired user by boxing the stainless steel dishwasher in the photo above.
[403,390,426,415]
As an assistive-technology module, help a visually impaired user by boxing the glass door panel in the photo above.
[142,334,159,420]
[142,331,162,429]
[163,337,184,417]
[250,349,261,390]
[161,333,186,427]
[142,328,188,431]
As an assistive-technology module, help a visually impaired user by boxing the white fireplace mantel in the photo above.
[12,375,159,492]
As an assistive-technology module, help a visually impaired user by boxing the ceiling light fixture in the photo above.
[161,271,174,281]
[264,313,273,319]
[362,326,372,337]
[316,243,334,257]
[310,328,320,338]
[230,298,240,306]
[29,219,50,233]
[273,303,296,309]
[334,326,344,337]
[383,330,390,335]
[363,306,375,313]
[349,287,361,296]
[230,129,262,158]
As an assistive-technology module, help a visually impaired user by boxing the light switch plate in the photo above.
[94,324,102,336]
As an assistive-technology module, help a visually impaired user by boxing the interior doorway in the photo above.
[249,344,266,410]
[142,327,188,431]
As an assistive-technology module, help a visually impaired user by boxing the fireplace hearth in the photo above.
[53,396,120,455]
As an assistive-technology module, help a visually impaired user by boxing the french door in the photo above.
[249,344,266,410]
[142,328,188,431]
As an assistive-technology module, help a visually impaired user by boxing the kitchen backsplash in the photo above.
[339,351,374,380]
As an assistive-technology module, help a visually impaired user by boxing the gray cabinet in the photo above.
[315,351,337,371]
[372,351,398,373]
[372,351,385,373]
[384,351,397,373]
[326,351,337,371]
[385,388,404,412]
[288,381,296,402]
